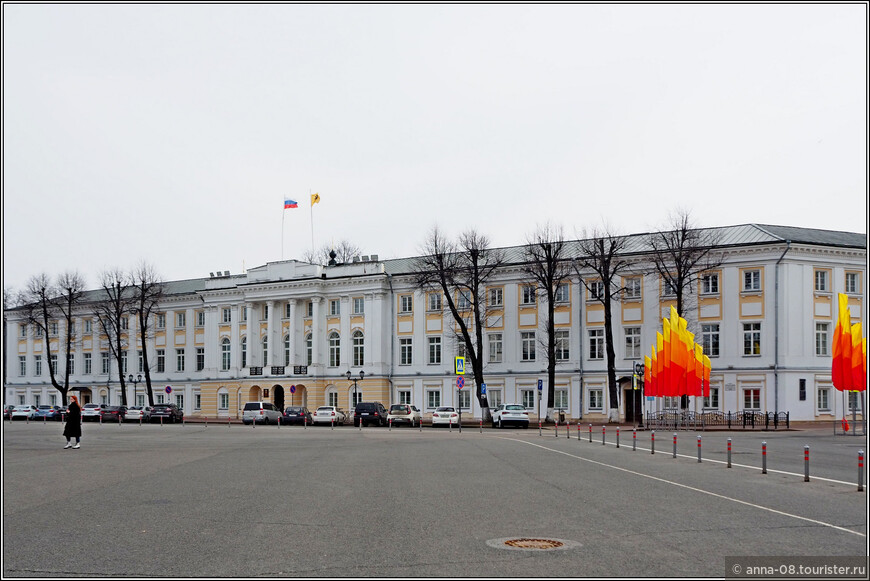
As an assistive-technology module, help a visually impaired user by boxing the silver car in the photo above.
[82,403,105,421]
[125,406,152,422]
[11,405,38,421]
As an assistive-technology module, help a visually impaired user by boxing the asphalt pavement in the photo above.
[3,420,867,577]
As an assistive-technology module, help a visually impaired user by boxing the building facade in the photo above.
[5,224,866,423]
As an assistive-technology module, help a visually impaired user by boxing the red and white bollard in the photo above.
[762,441,768,474]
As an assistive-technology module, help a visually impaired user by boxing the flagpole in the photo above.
[282,199,285,261]
[310,188,315,256]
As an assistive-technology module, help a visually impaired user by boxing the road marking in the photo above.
[503,437,866,538]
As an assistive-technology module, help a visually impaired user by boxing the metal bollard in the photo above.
[651,430,655,454]
[633,429,637,451]
[389,418,392,432]
[602,426,606,446]
[589,424,592,443]
[727,438,732,468]
[697,435,702,463]
[673,433,677,458]
[859,451,864,492]
[419,417,422,432]
[762,441,767,474]
[331,417,334,431]
[566,421,571,439]
[554,418,558,438]
[479,418,482,434]
[577,423,581,441]
[804,446,810,482]
[160,415,163,427]
[205,416,208,427]
[616,427,620,449]
[538,420,542,437]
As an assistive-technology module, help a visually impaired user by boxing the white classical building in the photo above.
[4,224,866,423]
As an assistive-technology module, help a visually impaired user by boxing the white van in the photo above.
[242,401,282,425]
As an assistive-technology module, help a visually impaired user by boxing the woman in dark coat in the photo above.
[63,395,82,449]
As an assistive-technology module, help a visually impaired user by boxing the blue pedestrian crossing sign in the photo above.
[455,356,466,375]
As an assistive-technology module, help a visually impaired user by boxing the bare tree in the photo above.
[574,225,632,423]
[94,269,134,406]
[19,272,85,404]
[131,262,164,406]
[302,240,364,265]
[646,209,724,408]
[522,223,573,422]
[412,227,505,423]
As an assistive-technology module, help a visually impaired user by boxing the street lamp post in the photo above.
[346,370,365,423]
[128,374,142,407]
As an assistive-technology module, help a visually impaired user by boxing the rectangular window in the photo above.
[306,302,313,318]
[84,319,92,334]
[848,391,859,412]
[121,352,127,374]
[624,277,642,300]
[589,328,604,360]
[34,355,42,376]
[744,388,761,410]
[328,392,339,408]
[353,297,365,315]
[799,379,807,401]
[262,304,269,319]
[176,348,185,372]
[458,390,471,410]
[223,308,232,323]
[703,387,720,409]
[589,281,604,300]
[456,340,467,359]
[662,278,677,297]
[196,347,205,371]
[66,353,74,375]
[196,311,205,327]
[50,322,59,336]
[428,336,442,365]
[521,285,536,305]
[624,327,641,359]
[19,356,26,376]
[743,270,761,292]
[815,323,829,356]
[156,349,165,373]
[554,389,568,409]
[457,290,471,310]
[488,333,503,363]
[176,312,186,328]
[427,293,441,312]
[102,352,111,374]
[175,394,184,409]
[521,331,536,361]
[588,388,603,410]
[814,270,829,292]
[219,393,229,410]
[701,273,719,295]
[521,389,535,409]
[487,389,503,409]
[156,314,166,329]
[19,323,27,338]
[554,283,569,304]
[845,272,860,294]
[120,316,129,331]
[817,387,831,412]
[194,393,202,410]
[285,303,292,318]
[330,299,340,316]
[427,390,441,410]
[701,324,720,357]
[743,323,761,356]
[400,295,413,313]
[489,287,503,307]
[400,338,413,365]
[398,390,412,405]
[555,330,570,361]
[50,354,58,375]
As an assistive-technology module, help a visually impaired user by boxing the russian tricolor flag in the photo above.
[284,199,298,209]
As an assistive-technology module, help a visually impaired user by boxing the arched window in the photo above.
[352,330,364,367]
[221,338,231,371]
[284,335,291,367]
[328,332,340,367]
[241,337,247,368]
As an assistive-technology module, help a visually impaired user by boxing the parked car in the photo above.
[5,404,17,420]
[312,406,346,425]
[353,401,388,427]
[100,406,128,423]
[82,403,106,421]
[35,405,64,421]
[125,406,152,422]
[242,401,282,425]
[431,406,459,427]
[281,406,313,425]
[11,405,39,421]
[150,403,183,423]
[387,403,422,427]
[491,404,530,429]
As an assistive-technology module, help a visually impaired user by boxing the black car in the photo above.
[150,403,183,423]
[100,406,128,423]
[353,401,388,427]
[281,406,313,425]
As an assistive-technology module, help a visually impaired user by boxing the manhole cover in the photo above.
[486,537,582,552]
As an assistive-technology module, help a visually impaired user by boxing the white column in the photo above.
[246,302,257,366]
[267,300,275,368]
[288,299,297,366]
[231,304,240,370]
[311,297,322,368]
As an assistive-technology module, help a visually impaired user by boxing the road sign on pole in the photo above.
[455,356,465,375]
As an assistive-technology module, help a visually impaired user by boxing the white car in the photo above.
[82,403,105,421]
[242,401,283,425]
[11,405,38,421]
[431,406,459,427]
[312,406,346,425]
[491,404,529,429]
[125,406,152,422]
[387,404,422,427]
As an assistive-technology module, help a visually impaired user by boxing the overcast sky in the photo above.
[3,3,867,293]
